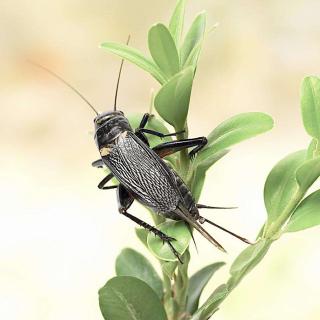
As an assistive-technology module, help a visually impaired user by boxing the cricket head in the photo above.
[94,110,132,148]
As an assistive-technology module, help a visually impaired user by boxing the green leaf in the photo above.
[194,149,229,173]
[187,262,225,314]
[191,150,230,201]
[198,112,273,162]
[169,0,187,45]
[184,24,218,69]
[256,223,266,240]
[115,248,163,299]
[301,76,320,140]
[147,221,191,262]
[206,112,274,146]
[154,67,194,130]
[100,42,167,84]
[228,239,271,289]
[285,190,320,232]
[183,41,202,69]
[190,284,228,320]
[175,250,190,306]
[296,156,320,193]
[307,138,319,159]
[135,228,149,248]
[180,12,206,66]
[148,23,180,78]
[99,276,167,320]
[161,260,178,279]
[230,240,268,276]
[264,150,307,223]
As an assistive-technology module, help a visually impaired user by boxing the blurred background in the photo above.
[1,0,320,319]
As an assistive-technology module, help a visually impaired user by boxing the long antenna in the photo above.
[28,60,99,115]
[114,35,131,111]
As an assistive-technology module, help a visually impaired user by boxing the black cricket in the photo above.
[92,109,251,262]
[31,56,251,263]
[91,56,251,262]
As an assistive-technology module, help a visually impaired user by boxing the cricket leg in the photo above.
[92,159,104,168]
[93,160,117,190]
[97,173,117,190]
[135,113,184,141]
[135,113,151,146]
[117,184,182,263]
[136,128,185,139]
[152,137,208,159]
[137,113,151,130]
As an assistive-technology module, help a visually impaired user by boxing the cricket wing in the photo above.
[104,131,181,212]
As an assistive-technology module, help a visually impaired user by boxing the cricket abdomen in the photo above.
[167,168,200,220]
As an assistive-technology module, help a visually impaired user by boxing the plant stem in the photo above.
[162,269,176,320]
[190,239,272,320]
[174,250,190,319]
[177,125,190,182]
[191,186,306,319]
[162,124,191,320]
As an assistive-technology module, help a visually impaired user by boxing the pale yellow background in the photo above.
[1,0,320,319]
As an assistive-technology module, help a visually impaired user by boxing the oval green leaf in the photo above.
[285,190,320,232]
[264,150,307,222]
[135,228,149,248]
[148,23,180,78]
[187,262,225,314]
[307,138,320,159]
[191,150,230,201]
[184,24,218,69]
[202,112,273,158]
[169,0,187,45]
[206,112,274,145]
[193,149,229,173]
[301,76,320,140]
[229,239,271,288]
[100,42,167,84]
[296,156,320,193]
[191,284,228,320]
[154,67,194,131]
[161,260,178,279]
[183,41,202,69]
[115,248,163,299]
[180,11,206,66]
[99,276,167,320]
[147,221,191,262]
